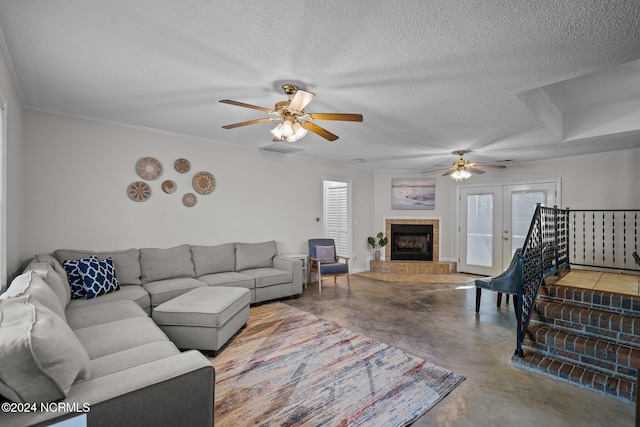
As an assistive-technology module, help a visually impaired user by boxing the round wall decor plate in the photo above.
[192,171,215,195]
[136,157,163,180]
[174,158,191,173]
[182,192,197,207]
[128,181,151,202]
[161,180,177,194]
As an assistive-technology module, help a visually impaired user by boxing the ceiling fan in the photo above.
[220,84,363,142]
[423,150,506,180]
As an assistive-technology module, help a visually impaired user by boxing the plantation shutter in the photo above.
[327,185,348,258]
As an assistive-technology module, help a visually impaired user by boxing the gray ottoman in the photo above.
[152,286,251,355]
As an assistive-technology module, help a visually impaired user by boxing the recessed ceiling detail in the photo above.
[518,59,640,143]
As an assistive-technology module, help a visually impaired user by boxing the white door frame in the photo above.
[321,177,353,261]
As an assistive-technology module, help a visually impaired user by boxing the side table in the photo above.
[282,253,309,288]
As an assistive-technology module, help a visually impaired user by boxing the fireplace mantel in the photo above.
[384,218,439,262]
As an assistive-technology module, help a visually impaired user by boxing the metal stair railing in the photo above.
[515,204,570,357]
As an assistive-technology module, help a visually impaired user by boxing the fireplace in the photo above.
[390,224,433,261]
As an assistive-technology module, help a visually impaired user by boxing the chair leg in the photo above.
[475,287,482,313]
[497,292,503,308]
[506,294,510,305]
[318,271,322,293]
[346,274,350,290]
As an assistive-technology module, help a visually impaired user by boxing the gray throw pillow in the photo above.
[0,271,66,321]
[191,243,236,276]
[235,241,277,271]
[316,245,336,262]
[140,244,195,284]
[26,261,68,310]
[0,296,91,403]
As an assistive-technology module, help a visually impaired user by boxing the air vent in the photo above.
[259,143,305,154]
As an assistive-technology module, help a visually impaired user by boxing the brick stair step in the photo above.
[512,349,636,402]
[539,284,640,316]
[524,324,639,380]
[531,300,640,346]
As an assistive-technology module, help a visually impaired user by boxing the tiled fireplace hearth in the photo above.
[370,218,456,274]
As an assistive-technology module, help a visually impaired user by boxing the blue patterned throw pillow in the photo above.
[79,257,120,299]
[64,256,97,299]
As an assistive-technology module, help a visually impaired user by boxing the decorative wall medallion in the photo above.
[182,192,197,207]
[127,181,151,202]
[136,157,163,180]
[174,158,191,173]
[161,180,177,194]
[192,171,215,195]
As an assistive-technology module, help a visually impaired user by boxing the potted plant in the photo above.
[367,232,389,261]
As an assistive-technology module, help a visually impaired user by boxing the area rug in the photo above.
[211,302,464,426]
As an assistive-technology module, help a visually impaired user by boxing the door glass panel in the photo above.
[511,190,545,256]
[466,194,494,267]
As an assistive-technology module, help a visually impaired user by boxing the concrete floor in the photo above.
[284,275,635,427]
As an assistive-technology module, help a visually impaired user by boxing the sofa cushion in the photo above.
[73,316,170,359]
[27,262,68,310]
[78,257,121,299]
[142,278,205,307]
[0,296,91,403]
[63,256,97,299]
[140,244,195,284]
[0,271,66,321]
[55,248,142,286]
[197,271,255,288]
[235,241,277,271]
[191,243,236,276]
[65,300,148,330]
[241,268,293,288]
[34,254,72,305]
[89,341,180,379]
[66,285,151,314]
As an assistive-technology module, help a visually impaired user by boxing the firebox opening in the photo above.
[390,224,433,261]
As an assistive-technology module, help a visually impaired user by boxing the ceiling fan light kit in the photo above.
[220,84,363,143]
[423,150,506,180]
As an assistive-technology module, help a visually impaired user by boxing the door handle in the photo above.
[503,236,509,241]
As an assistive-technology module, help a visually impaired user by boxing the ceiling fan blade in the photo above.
[299,121,339,141]
[307,113,363,122]
[219,99,273,113]
[288,90,315,112]
[467,166,486,174]
[442,169,455,176]
[422,168,451,174]
[222,117,276,129]
[471,164,507,169]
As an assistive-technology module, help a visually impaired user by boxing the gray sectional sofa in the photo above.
[0,241,303,427]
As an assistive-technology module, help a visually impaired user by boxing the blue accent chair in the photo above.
[308,238,350,293]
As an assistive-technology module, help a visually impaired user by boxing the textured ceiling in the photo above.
[1,0,640,171]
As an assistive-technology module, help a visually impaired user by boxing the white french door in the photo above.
[459,181,558,276]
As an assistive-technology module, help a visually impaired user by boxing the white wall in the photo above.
[0,42,25,283]
[373,148,640,262]
[22,110,375,272]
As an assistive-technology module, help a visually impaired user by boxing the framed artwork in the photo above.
[391,178,436,210]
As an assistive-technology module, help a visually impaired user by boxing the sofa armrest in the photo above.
[0,351,214,427]
[274,256,303,289]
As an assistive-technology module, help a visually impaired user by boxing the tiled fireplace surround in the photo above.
[370,218,456,274]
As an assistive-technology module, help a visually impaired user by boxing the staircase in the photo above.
[512,281,639,402]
